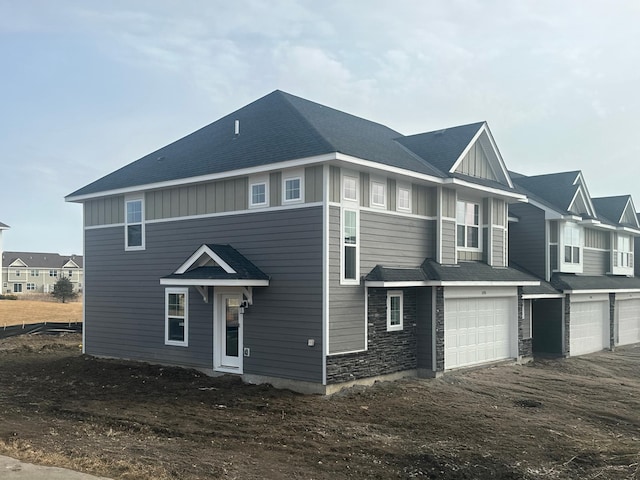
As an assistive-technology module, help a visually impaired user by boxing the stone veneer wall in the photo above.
[609,293,615,350]
[326,288,417,384]
[517,287,533,359]
[564,294,571,356]
[434,286,445,372]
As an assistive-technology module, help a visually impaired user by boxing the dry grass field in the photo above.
[0,298,82,327]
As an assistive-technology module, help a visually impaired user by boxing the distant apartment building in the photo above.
[2,251,83,294]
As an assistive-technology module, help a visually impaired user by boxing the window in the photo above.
[397,186,411,212]
[31,270,39,276]
[563,223,582,264]
[251,183,266,206]
[165,288,188,346]
[343,176,358,202]
[68,270,73,277]
[370,180,386,208]
[15,270,20,277]
[283,176,302,203]
[615,234,633,268]
[13,284,22,293]
[49,270,58,277]
[387,291,403,331]
[26,283,36,291]
[342,209,359,283]
[456,201,480,249]
[125,198,144,250]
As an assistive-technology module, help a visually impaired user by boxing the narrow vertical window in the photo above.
[165,288,188,346]
[125,198,144,250]
[387,290,403,331]
[563,223,582,264]
[342,209,359,283]
[343,176,358,202]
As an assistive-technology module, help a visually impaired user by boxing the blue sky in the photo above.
[1,0,640,255]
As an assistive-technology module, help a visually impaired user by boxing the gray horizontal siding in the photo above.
[84,206,323,383]
[328,206,435,355]
[441,220,456,264]
[583,249,609,275]
[508,203,546,279]
[492,226,505,267]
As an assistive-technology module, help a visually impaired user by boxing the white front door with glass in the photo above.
[214,290,243,373]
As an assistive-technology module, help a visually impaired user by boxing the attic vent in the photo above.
[234,119,240,136]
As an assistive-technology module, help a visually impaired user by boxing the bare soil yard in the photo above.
[0,299,82,326]
[0,334,639,479]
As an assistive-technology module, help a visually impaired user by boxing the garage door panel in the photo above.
[570,300,609,356]
[445,297,515,369]
[617,299,640,346]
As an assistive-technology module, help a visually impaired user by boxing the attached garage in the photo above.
[616,294,640,346]
[569,294,610,356]
[444,287,518,369]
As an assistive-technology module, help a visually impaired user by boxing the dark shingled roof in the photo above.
[365,260,539,284]
[421,259,539,283]
[3,251,83,269]
[395,122,485,173]
[511,171,581,213]
[162,244,268,282]
[521,281,562,297]
[550,273,640,292]
[592,195,633,226]
[0,221,9,229]
[68,91,449,198]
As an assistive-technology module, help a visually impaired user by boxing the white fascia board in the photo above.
[365,281,430,288]
[444,177,526,201]
[572,173,597,217]
[438,280,540,286]
[522,293,564,299]
[65,153,339,203]
[508,215,519,223]
[563,288,640,294]
[624,197,640,227]
[174,244,236,274]
[160,278,269,287]
[524,198,564,220]
[66,151,449,203]
[62,260,80,268]
[9,258,28,267]
[579,219,601,226]
[618,226,640,235]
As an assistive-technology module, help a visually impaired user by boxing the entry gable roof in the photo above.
[67,90,446,200]
[592,195,640,228]
[161,244,269,287]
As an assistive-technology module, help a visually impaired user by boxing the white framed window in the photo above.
[13,284,22,293]
[563,223,582,264]
[615,234,633,268]
[370,179,386,208]
[125,196,145,251]
[397,185,411,212]
[49,270,58,277]
[283,174,303,203]
[343,175,358,202]
[165,288,188,347]
[341,209,359,284]
[26,283,36,291]
[15,270,20,277]
[387,290,404,331]
[456,200,481,250]
[249,175,269,208]
[31,270,39,277]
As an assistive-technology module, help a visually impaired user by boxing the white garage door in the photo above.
[570,295,609,356]
[617,298,640,346]
[444,294,515,369]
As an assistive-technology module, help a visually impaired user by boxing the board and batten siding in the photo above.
[508,203,546,279]
[85,196,124,227]
[328,205,436,354]
[84,206,324,383]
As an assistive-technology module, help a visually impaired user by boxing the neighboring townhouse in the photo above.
[2,251,84,294]
[509,172,640,358]
[66,90,538,394]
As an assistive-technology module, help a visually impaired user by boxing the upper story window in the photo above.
[370,180,386,208]
[387,290,404,331]
[49,270,58,277]
[615,234,633,269]
[343,176,358,202]
[397,185,411,212]
[283,171,303,204]
[563,223,582,264]
[68,270,74,277]
[31,270,39,277]
[249,175,269,208]
[125,197,145,250]
[15,270,20,277]
[456,201,480,249]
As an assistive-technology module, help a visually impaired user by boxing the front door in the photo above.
[215,291,243,372]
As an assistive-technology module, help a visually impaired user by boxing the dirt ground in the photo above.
[0,299,82,326]
[0,334,638,480]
